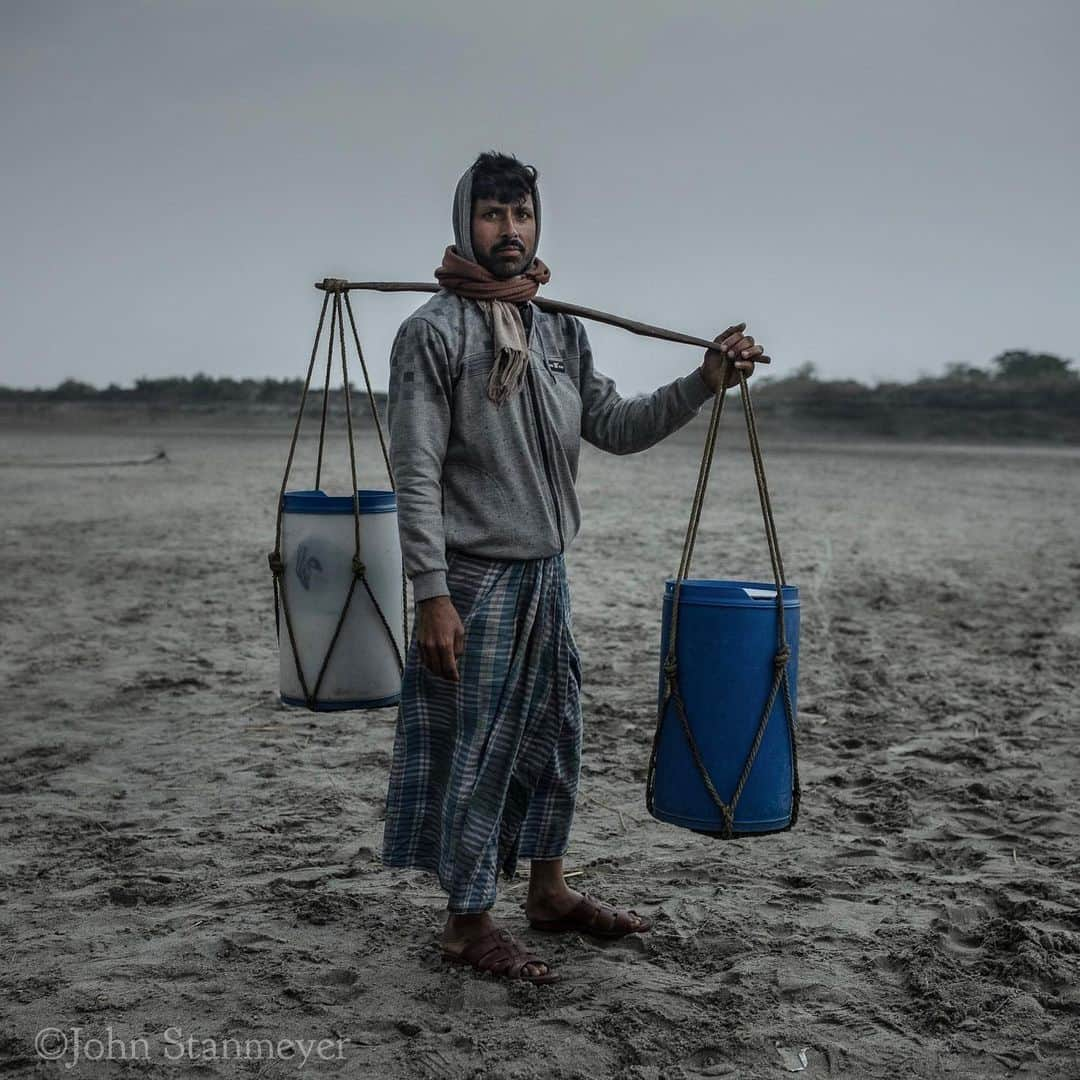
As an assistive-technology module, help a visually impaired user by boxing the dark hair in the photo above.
[470,150,538,206]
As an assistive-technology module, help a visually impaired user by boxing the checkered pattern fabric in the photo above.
[381,551,582,913]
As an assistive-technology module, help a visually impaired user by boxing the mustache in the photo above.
[495,242,525,253]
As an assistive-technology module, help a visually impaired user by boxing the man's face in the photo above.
[471,194,536,279]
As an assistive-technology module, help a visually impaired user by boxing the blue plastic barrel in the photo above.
[651,579,800,835]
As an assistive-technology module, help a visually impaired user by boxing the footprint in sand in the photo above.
[1059,606,1080,636]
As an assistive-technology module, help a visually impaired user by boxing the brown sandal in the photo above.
[441,927,560,985]
[528,891,652,938]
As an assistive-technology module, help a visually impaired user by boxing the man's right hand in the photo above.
[417,595,465,681]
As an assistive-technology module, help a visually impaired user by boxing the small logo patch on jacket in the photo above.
[546,359,566,373]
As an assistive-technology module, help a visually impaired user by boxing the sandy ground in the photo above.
[1,410,1079,1079]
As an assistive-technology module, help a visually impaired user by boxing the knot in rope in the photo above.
[663,655,679,681]
[267,551,284,577]
[321,277,349,293]
[773,646,791,669]
[351,555,367,578]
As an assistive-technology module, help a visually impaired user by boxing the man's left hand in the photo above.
[700,322,768,393]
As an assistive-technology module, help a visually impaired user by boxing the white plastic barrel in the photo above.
[278,489,404,710]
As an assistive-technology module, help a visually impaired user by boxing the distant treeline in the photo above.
[0,375,386,407]
[2,350,1077,442]
[746,350,1079,442]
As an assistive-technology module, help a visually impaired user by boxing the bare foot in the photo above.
[525,885,649,934]
[440,912,552,980]
[524,883,586,923]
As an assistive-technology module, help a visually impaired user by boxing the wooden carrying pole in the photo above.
[314,280,770,363]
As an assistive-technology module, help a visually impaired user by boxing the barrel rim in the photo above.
[649,805,794,835]
[283,488,396,515]
[280,691,401,711]
[663,577,800,607]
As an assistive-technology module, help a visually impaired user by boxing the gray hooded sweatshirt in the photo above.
[387,166,713,603]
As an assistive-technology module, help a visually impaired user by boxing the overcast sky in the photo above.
[2,0,1077,394]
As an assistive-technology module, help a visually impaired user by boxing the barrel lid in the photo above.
[283,489,396,515]
[664,578,800,607]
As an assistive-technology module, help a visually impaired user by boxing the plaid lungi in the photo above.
[381,551,582,914]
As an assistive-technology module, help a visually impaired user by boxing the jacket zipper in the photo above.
[525,361,565,554]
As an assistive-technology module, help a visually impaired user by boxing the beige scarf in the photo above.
[435,245,552,405]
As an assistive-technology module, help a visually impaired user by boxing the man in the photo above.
[381,152,763,984]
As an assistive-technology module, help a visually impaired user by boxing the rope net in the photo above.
[268,281,407,711]
[645,361,801,838]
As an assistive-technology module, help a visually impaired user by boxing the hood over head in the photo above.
[451,163,542,265]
